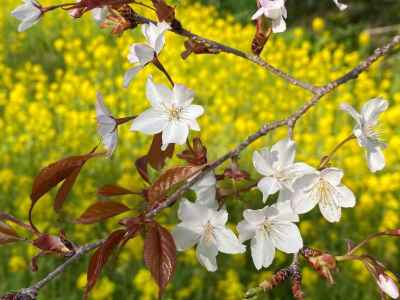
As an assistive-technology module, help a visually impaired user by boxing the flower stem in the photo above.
[318,134,356,170]
[152,56,175,87]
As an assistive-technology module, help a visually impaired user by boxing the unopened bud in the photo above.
[377,273,399,299]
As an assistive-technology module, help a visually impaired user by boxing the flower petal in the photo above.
[182,105,204,120]
[366,146,385,172]
[177,199,210,224]
[361,98,389,124]
[292,190,319,215]
[172,223,201,251]
[340,103,362,126]
[257,176,280,202]
[128,44,154,65]
[321,168,343,186]
[214,227,245,254]
[336,185,356,208]
[270,222,303,253]
[251,8,265,20]
[271,138,296,169]
[271,16,286,33]
[251,231,275,270]
[253,150,274,176]
[146,76,173,108]
[123,66,143,88]
[130,108,168,134]
[196,237,219,272]
[161,121,189,149]
[319,198,341,223]
[173,84,195,106]
[237,219,257,243]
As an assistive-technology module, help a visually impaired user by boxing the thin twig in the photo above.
[132,13,320,94]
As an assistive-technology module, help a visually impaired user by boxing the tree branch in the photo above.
[132,13,320,94]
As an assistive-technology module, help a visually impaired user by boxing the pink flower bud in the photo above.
[377,274,399,299]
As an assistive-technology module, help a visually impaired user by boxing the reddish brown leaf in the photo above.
[148,133,175,171]
[144,221,176,297]
[181,39,220,59]
[251,17,272,56]
[76,201,130,224]
[84,229,126,300]
[135,155,150,184]
[147,165,203,203]
[32,234,72,254]
[54,166,82,212]
[177,137,207,165]
[97,185,136,197]
[29,148,100,230]
[0,221,22,245]
[0,212,36,233]
[151,0,175,23]
[135,134,175,184]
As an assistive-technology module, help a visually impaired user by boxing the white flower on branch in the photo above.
[172,200,245,272]
[253,138,314,202]
[237,201,303,270]
[124,22,171,87]
[341,98,389,172]
[251,0,287,33]
[191,171,218,208]
[11,0,42,32]
[290,167,356,223]
[96,92,117,157]
[130,77,204,150]
[377,274,400,299]
[333,0,348,11]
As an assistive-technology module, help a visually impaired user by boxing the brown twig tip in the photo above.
[259,267,291,290]
[290,267,305,300]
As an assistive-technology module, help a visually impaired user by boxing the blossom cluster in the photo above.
[6,0,399,299]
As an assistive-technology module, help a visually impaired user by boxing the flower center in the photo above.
[167,104,183,121]
[314,178,337,206]
[363,123,382,142]
[262,220,273,233]
[203,222,214,244]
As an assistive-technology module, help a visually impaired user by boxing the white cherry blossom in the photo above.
[237,201,302,270]
[172,200,245,272]
[11,0,42,32]
[124,22,170,87]
[96,92,117,157]
[191,172,218,208]
[341,98,389,172]
[130,76,204,150]
[333,0,348,11]
[290,167,356,223]
[377,274,399,299]
[253,138,314,202]
[251,0,287,33]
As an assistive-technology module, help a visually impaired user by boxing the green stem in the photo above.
[318,134,356,170]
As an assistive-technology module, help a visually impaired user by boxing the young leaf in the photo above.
[84,229,126,300]
[147,165,203,203]
[135,134,175,184]
[151,0,175,23]
[29,148,100,230]
[144,221,176,297]
[0,221,22,245]
[148,133,175,171]
[76,201,130,224]
[32,234,73,254]
[97,185,137,197]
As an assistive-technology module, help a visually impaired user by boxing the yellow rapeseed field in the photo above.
[0,1,399,299]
